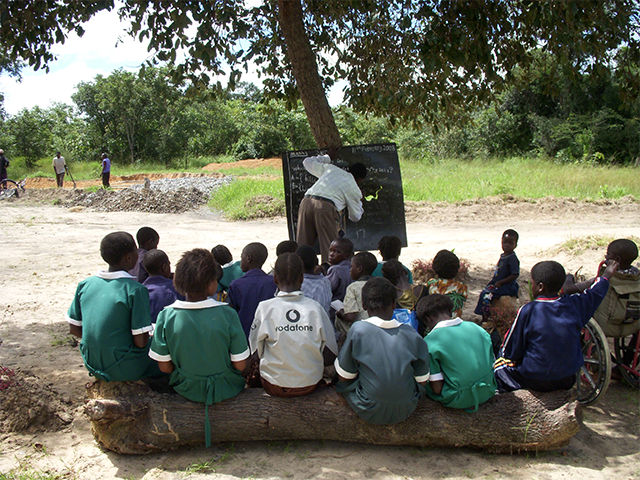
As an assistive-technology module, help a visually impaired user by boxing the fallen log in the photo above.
[85,381,581,455]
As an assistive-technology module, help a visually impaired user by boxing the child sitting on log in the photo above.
[249,252,338,397]
[335,251,378,336]
[335,277,431,424]
[129,226,160,283]
[371,235,413,283]
[149,248,249,447]
[494,259,618,393]
[67,231,160,382]
[416,294,496,411]
[211,244,244,300]
[426,250,468,319]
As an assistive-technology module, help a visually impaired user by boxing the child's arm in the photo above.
[232,359,247,372]
[323,346,337,366]
[428,379,443,392]
[157,360,175,374]
[133,332,149,349]
[561,275,595,295]
[69,325,82,338]
[494,273,518,288]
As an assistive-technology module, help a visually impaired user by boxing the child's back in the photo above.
[326,238,354,302]
[68,232,158,382]
[427,250,468,318]
[335,278,430,424]
[142,250,184,324]
[297,245,332,315]
[417,295,495,411]
[371,235,413,283]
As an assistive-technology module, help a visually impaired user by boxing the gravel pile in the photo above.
[64,176,233,214]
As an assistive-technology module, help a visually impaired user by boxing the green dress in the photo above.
[424,318,497,411]
[67,271,159,382]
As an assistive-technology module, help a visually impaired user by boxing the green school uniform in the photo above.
[424,318,497,411]
[66,271,158,382]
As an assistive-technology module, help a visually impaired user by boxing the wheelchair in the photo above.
[575,263,640,405]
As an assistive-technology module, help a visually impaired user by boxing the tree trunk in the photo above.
[277,0,342,148]
[85,381,582,455]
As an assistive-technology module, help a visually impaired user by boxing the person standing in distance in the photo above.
[0,149,9,184]
[296,147,367,264]
[101,153,111,188]
[52,151,67,188]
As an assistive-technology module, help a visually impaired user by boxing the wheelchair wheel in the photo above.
[576,319,612,405]
[614,333,640,389]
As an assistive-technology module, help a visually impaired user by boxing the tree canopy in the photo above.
[1,0,638,147]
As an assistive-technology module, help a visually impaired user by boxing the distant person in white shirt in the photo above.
[297,147,367,263]
[52,152,67,188]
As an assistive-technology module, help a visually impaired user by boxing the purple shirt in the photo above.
[102,157,111,173]
[327,259,352,302]
[143,275,184,323]
[228,268,277,337]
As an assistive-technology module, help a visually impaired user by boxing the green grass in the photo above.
[554,235,640,257]
[209,177,285,220]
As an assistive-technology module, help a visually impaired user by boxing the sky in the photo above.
[0,7,344,116]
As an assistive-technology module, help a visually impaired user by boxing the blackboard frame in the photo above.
[282,143,407,253]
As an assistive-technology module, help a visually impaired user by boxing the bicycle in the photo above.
[0,178,26,200]
[574,261,640,405]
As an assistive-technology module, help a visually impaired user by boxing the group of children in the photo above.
[67,226,639,437]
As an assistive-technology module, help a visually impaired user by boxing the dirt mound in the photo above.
[202,157,282,171]
[0,369,73,434]
[24,172,225,190]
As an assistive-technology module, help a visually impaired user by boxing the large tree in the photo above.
[1,0,638,148]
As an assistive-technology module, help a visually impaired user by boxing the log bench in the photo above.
[84,381,581,455]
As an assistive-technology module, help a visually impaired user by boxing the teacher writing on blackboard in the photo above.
[296,147,367,263]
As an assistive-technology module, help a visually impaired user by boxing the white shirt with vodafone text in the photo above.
[249,291,338,388]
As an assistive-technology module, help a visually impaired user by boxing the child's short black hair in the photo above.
[296,244,319,271]
[416,294,454,322]
[174,248,222,296]
[100,231,136,265]
[143,249,170,276]
[276,240,299,256]
[211,244,233,265]
[432,250,460,280]
[348,162,367,181]
[332,237,354,256]
[362,277,396,311]
[274,252,304,286]
[378,235,402,261]
[503,229,519,242]
[243,242,269,267]
[531,260,566,294]
[136,227,159,248]
[352,251,378,276]
[608,239,639,266]
[381,258,407,285]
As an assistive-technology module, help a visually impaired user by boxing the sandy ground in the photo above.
[1,191,639,479]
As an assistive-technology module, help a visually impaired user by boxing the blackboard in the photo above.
[282,143,407,252]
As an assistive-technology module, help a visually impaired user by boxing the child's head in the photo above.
[416,294,454,336]
[211,244,233,266]
[174,248,222,298]
[606,239,638,270]
[350,251,378,281]
[378,235,402,261]
[432,250,460,280]
[240,242,269,272]
[530,260,566,297]
[136,227,160,251]
[296,244,319,273]
[362,277,397,319]
[501,229,518,255]
[328,238,354,266]
[381,258,407,286]
[143,249,171,279]
[274,252,304,292]
[100,231,137,270]
[276,240,299,257]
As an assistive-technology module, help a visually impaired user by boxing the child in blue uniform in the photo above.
[142,249,184,324]
[149,248,249,447]
[494,259,619,393]
[129,226,159,283]
[417,294,496,411]
[335,277,430,424]
[67,231,160,382]
[474,229,520,317]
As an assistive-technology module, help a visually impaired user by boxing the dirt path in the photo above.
[0,199,639,480]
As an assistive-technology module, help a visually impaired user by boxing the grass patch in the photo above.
[209,177,285,220]
[553,235,640,257]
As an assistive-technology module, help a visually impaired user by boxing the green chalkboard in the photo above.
[282,143,407,252]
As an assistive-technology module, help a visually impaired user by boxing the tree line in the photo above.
[0,57,638,169]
